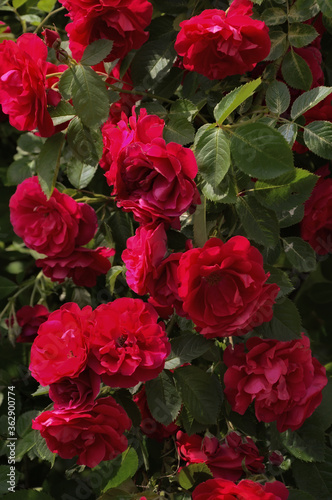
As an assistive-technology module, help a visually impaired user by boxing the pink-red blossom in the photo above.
[223,334,328,432]
[177,236,279,338]
[32,396,131,468]
[174,1,271,80]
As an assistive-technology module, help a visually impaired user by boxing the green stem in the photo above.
[33,6,66,34]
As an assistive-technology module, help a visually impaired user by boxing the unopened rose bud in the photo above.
[269,451,284,466]
[42,29,61,50]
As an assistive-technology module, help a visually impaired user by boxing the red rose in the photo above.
[223,334,328,432]
[88,298,171,388]
[29,303,92,386]
[174,1,271,81]
[110,138,200,229]
[13,304,49,343]
[9,177,98,258]
[36,247,114,287]
[301,165,332,255]
[147,252,185,319]
[176,431,265,481]
[192,478,289,500]
[133,386,179,441]
[49,368,101,410]
[0,34,57,136]
[177,236,279,338]
[101,107,165,173]
[32,396,131,468]
[59,0,152,62]
[122,223,167,295]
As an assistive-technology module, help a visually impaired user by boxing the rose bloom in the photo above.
[88,298,171,388]
[59,0,152,62]
[122,223,167,295]
[101,107,165,173]
[36,246,114,287]
[29,302,93,386]
[9,177,98,258]
[12,304,49,343]
[0,33,58,136]
[110,138,201,228]
[177,236,279,338]
[223,334,328,432]
[174,0,271,81]
[147,252,185,319]
[32,396,131,468]
[192,478,289,500]
[176,431,265,481]
[49,368,101,410]
[133,386,179,441]
[301,165,332,255]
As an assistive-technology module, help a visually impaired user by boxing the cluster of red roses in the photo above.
[9,176,114,287]
[30,299,170,467]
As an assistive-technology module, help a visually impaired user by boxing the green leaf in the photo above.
[230,123,294,180]
[12,0,27,7]
[178,463,212,490]
[283,237,317,271]
[309,379,332,431]
[178,406,211,436]
[214,78,262,124]
[49,101,75,126]
[37,133,65,199]
[237,196,279,249]
[277,204,304,227]
[169,98,198,119]
[80,39,114,66]
[58,68,74,100]
[20,14,41,25]
[288,23,318,48]
[70,65,109,128]
[291,86,332,119]
[66,158,97,189]
[265,29,288,61]
[131,34,177,88]
[303,121,332,159]
[288,0,320,22]
[278,123,298,146]
[292,448,332,499]
[67,116,103,164]
[317,0,332,17]
[17,411,38,438]
[266,81,291,114]
[102,448,138,491]
[153,67,183,99]
[194,126,231,186]
[265,266,295,298]
[34,430,56,466]
[254,168,318,211]
[201,174,238,204]
[0,277,17,300]
[261,7,287,25]
[164,115,195,145]
[15,432,36,461]
[255,298,302,340]
[281,50,313,90]
[37,0,56,12]
[165,333,214,370]
[281,423,326,462]
[7,158,35,186]
[174,366,223,425]
[145,370,182,426]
